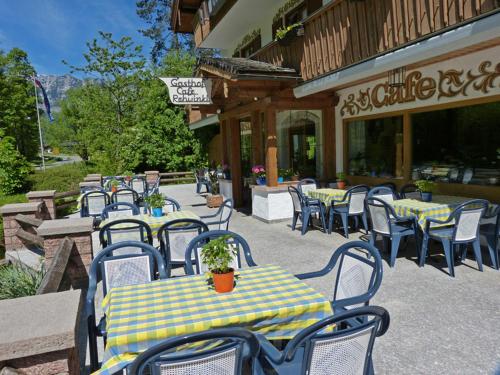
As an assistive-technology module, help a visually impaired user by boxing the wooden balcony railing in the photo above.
[253,0,499,81]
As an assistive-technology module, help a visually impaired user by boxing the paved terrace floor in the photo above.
[90,183,500,374]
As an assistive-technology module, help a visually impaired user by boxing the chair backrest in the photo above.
[131,177,146,195]
[207,199,234,230]
[99,219,153,255]
[81,191,110,218]
[288,186,303,213]
[111,188,139,205]
[102,202,139,219]
[158,219,209,263]
[163,197,181,213]
[451,199,488,242]
[281,306,390,375]
[185,230,257,275]
[400,184,421,200]
[147,178,160,196]
[367,186,397,204]
[346,185,369,214]
[86,241,167,311]
[128,328,260,375]
[366,197,392,235]
[298,178,317,195]
[377,182,397,191]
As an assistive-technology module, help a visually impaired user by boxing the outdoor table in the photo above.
[307,188,348,205]
[95,264,333,375]
[391,195,474,230]
[99,210,200,237]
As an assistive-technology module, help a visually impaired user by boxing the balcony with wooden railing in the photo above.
[252,0,499,82]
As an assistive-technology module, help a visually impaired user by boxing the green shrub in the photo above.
[0,135,32,195]
[27,162,98,192]
[0,262,45,300]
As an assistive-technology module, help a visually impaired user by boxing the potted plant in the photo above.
[110,179,120,193]
[145,193,164,217]
[291,171,300,181]
[415,179,436,202]
[275,22,304,46]
[123,170,133,183]
[206,169,223,208]
[336,172,347,189]
[251,165,266,185]
[201,235,238,293]
[222,164,231,180]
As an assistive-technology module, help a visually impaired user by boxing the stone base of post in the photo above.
[26,190,56,220]
[0,202,44,251]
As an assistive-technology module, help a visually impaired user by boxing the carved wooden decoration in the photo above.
[340,61,500,116]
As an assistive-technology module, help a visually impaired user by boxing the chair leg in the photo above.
[382,236,389,254]
[340,213,349,238]
[369,231,376,247]
[460,244,467,261]
[291,212,299,231]
[471,239,483,272]
[319,206,327,233]
[361,213,369,234]
[485,235,499,270]
[328,209,335,234]
[442,239,454,277]
[88,316,99,372]
[301,210,310,236]
[390,235,402,267]
[419,233,429,267]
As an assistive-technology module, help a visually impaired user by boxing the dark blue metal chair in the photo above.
[200,198,234,230]
[288,186,327,235]
[367,186,398,204]
[257,306,390,375]
[80,190,110,220]
[400,183,422,200]
[163,196,181,213]
[185,230,257,275]
[195,169,211,194]
[157,218,209,277]
[419,199,489,277]
[86,241,167,372]
[328,185,370,238]
[102,202,139,219]
[296,241,383,314]
[99,218,153,251]
[480,205,500,270]
[297,178,318,195]
[111,188,140,205]
[130,176,147,199]
[366,197,420,267]
[128,328,261,375]
[376,182,397,192]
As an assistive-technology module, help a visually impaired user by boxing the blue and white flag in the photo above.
[34,78,54,122]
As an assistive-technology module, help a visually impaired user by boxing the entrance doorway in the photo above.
[239,118,252,207]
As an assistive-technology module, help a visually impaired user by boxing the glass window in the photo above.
[347,116,404,178]
[411,101,500,186]
[276,110,323,178]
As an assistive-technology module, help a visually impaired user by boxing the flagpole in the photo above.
[32,75,46,171]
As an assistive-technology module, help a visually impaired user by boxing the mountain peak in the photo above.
[37,74,83,111]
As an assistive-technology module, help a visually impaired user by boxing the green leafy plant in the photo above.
[0,133,32,195]
[279,168,293,179]
[415,179,436,193]
[336,172,346,181]
[207,170,220,195]
[275,22,302,41]
[110,179,120,188]
[0,262,45,300]
[273,0,303,23]
[200,235,237,274]
[122,170,134,178]
[234,29,261,56]
[145,193,164,209]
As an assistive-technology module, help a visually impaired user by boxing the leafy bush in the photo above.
[0,262,45,300]
[27,162,98,192]
[0,134,32,195]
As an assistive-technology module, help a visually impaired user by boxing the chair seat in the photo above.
[389,223,415,236]
[480,223,499,236]
[332,205,348,214]
[428,227,454,240]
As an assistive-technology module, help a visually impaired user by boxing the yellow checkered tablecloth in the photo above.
[307,188,348,205]
[99,210,200,237]
[94,265,333,375]
[391,195,472,230]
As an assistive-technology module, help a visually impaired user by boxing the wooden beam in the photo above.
[16,228,44,248]
[403,112,412,181]
[229,117,243,207]
[15,214,43,228]
[36,237,74,294]
[265,107,278,187]
[251,110,263,165]
[322,106,336,180]
[220,119,229,164]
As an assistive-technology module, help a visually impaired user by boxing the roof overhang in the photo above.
[189,114,219,130]
[171,0,201,33]
[294,11,500,98]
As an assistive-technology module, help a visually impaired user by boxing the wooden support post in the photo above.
[220,119,229,164]
[322,106,336,180]
[251,110,263,165]
[265,107,278,187]
[403,112,412,181]
[229,117,243,207]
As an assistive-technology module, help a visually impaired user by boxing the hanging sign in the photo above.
[160,77,213,105]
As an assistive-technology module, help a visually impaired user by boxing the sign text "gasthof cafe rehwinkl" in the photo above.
[160,77,213,105]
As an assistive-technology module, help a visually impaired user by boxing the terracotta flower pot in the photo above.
[337,181,346,189]
[207,194,223,208]
[111,186,118,193]
[212,269,234,293]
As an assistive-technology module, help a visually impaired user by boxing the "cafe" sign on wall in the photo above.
[160,77,213,105]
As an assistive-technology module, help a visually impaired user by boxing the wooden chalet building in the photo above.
[171,0,500,221]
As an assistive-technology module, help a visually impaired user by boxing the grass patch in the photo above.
[27,162,98,192]
[0,262,45,300]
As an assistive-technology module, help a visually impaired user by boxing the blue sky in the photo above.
[0,0,154,77]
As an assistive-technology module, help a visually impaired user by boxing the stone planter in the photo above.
[207,194,223,208]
